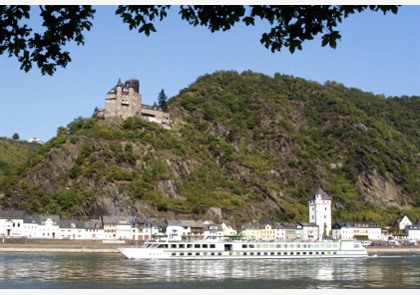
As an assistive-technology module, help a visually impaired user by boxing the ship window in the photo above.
[303,252,307,255]
[276,244,281,248]
[243,252,247,256]
[249,244,255,248]
[211,253,215,256]
[250,253,254,256]
[309,252,313,255]
[171,253,176,256]
[296,252,300,255]
[195,253,200,256]
[187,244,192,248]
[242,244,248,249]
[321,252,325,255]
[202,244,208,248]
[333,252,337,255]
[257,252,261,256]
[179,253,184,256]
[210,244,216,248]
[171,244,177,248]
[188,253,192,256]
[179,244,185,248]
[270,252,275,255]
[218,253,222,256]
[194,244,200,248]
[290,252,294,255]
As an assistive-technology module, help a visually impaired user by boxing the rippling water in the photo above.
[1,252,420,288]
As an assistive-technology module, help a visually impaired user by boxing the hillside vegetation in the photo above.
[0,138,41,198]
[0,71,418,227]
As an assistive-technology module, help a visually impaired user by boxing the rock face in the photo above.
[357,169,406,208]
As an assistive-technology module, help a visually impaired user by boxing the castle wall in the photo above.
[100,78,170,125]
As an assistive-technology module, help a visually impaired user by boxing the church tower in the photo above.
[308,187,332,241]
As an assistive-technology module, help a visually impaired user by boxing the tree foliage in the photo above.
[0,5,95,75]
[157,89,168,111]
[1,5,399,75]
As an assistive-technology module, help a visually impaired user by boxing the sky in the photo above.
[0,5,419,142]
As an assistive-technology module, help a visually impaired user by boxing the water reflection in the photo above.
[1,252,420,288]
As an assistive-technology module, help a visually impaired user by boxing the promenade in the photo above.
[0,238,133,253]
[366,246,420,253]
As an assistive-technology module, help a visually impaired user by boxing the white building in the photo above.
[308,187,332,240]
[299,222,319,242]
[21,214,60,239]
[36,215,60,239]
[202,222,224,239]
[405,224,420,241]
[332,222,382,240]
[59,220,87,240]
[0,210,25,238]
[84,219,105,240]
[120,216,166,241]
[28,137,44,144]
[274,223,286,241]
[392,215,412,231]
[221,222,237,236]
[102,215,132,240]
[166,220,184,241]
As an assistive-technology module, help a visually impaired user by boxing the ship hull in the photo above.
[118,239,368,260]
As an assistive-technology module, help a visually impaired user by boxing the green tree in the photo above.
[12,133,19,140]
[157,89,168,111]
[1,5,398,75]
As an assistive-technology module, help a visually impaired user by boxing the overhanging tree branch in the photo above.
[0,5,399,76]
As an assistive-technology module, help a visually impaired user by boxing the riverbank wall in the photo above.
[0,238,140,253]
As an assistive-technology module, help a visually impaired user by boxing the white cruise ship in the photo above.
[118,236,368,260]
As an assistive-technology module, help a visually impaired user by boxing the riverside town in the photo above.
[1,188,419,246]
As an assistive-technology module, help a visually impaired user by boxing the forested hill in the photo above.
[0,71,418,227]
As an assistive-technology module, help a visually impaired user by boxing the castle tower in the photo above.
[308,187,332,241]
[104,78,142,119]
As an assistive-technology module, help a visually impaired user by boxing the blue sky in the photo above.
[1,5,419,142]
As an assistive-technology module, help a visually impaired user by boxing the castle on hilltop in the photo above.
[95,78,170,125]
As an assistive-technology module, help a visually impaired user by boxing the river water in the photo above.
[0,252,419,288]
